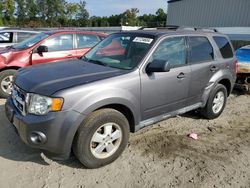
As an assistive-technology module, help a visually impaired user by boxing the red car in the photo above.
[0,30,107,97]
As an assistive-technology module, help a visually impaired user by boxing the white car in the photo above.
[0,29,41,49]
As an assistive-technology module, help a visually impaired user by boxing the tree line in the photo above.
[0,0,167,27]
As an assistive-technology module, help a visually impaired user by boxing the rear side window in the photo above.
[0,32,13,43]
[213,36,234,58]
[76,34,100,48]
[188,36,214,64]
[17,32,37,43]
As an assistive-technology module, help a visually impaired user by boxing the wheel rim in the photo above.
[1,75,13,95]
[212,91,225,114]
[90,123,122,159]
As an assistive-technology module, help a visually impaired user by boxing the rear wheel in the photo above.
[73,108,130,169]
[0,69,16,98]
[200,84,227,119]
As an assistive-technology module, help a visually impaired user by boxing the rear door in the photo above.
[140,36,191,120]
[213,36,235,74]
[187,36,215,105]
[75,34,101,57]
[32,34,76,65]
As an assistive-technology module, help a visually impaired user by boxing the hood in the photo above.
[15,59,128,96]
[0,46,21,54]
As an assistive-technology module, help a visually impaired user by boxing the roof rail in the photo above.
[139,25,179,31]
[177,26,218,33]
[2,27,49,31]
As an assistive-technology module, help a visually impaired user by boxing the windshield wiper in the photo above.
[6,45,15,49]
[87,58,108,67]
[81,55,89,61]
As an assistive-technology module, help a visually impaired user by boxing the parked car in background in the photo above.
[215,27,250,92]
[216,27,250,50]
[0,29,41,49]
[235,45,250,92]
[0,30,107,97]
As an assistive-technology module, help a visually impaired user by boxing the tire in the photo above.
[200,84,227,119]
[73,108,130,169]
[0,69,16,98]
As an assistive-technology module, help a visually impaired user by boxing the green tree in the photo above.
[26,0,37,20]
[66,2,80,26]
[122,8,140,26]
[0,0,4,25]
[155,8,167,27]
[76,0,89,26]
[15,0,26,26]
[3,0,15,26]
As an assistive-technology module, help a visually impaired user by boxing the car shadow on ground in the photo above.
[0,104,51,166]
[0,104,87,168]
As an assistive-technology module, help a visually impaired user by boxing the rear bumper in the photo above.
[5,97,85,158]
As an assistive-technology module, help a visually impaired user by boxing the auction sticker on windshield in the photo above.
[133,37,153,44]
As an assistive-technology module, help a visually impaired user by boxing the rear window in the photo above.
[188,36,214,64]
[213,36,234,58]
[0,32,13,43]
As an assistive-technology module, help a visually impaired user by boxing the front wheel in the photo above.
[200,84,227,119]
[0,69,16,98]
[73,108,130,169]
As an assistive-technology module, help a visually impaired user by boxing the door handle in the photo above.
[67,54,73,57]
[210,65,219,72]
[177,72,185,79]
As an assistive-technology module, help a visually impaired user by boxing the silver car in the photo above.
[0,29,40,49]
[5,28,237,168]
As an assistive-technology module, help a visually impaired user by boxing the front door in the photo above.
[32,34,76,65]
[140,36,191,120]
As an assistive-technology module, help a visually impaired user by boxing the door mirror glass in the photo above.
[146,60,171,73]
[37,45,48,53]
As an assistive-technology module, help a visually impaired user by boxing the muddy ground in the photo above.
[0,93,249,188]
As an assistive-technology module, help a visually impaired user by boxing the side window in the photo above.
[41,34,73,52]
[76,34,100,48]
[0,32,13,43]
[213,36,234,58]
[188,36,214,64]
[96,37,128,57]
[150,37,186,68]
[17,32,37,43]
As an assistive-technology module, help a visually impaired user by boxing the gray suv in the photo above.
[5,29,237,168]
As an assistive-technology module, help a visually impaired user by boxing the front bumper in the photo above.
[5,97,85,158]
[0,61,7,69]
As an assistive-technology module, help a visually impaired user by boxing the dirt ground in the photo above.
[0,93,250,188]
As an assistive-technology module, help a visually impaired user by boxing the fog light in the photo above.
[30,132,47,145]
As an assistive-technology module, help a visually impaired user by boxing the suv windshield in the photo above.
[13,33,49,49]
[83,33,155,70]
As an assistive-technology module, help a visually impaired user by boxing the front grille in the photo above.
[12,85,27,116]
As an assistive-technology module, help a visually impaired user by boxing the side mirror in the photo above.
[37,45,48,53]
[146,60,171,73]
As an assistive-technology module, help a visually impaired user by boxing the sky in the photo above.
[70,0,168,17]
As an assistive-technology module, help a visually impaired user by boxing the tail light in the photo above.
[233,60,238,74]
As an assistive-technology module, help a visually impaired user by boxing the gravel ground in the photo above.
[0,93,250,188]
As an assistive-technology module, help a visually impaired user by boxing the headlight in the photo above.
[28,94,64,115]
